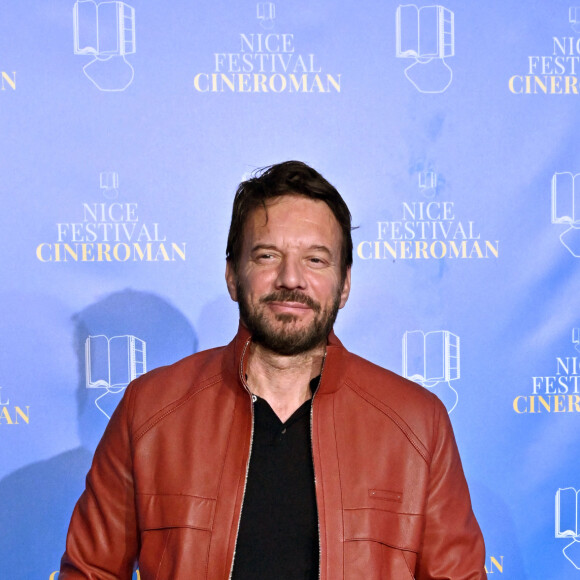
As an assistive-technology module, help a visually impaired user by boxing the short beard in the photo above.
[237,283,341,356]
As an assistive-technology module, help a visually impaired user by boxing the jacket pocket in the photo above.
[138,493,216,531]
[343,507,423,551]
[343,507,423,579]
[137,494,216,579]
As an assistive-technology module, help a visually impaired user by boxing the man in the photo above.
[60,161,486,579]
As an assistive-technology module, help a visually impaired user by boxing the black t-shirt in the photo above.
[231,378,320,580]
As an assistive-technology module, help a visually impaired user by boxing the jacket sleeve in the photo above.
[415,401,487,580]
[59,385,139,579]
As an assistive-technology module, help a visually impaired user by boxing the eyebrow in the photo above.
[250,244,278,253]
[308,245,333,256]
[250,243,333,256]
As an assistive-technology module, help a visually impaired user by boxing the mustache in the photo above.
[260,290,321,313]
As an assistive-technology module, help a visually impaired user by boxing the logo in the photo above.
[85,334,146,418]
[357,170,499,261]
[395,4,454,93]
[1,72,16,91]
[418,170,438,197]
[257,2,276,29]
[556,487,580,569]
[36,172,187,263]
[513,329,580,414]
[484,556,504,574]
[552,172,580,256]
[0,387,30,426]
[100,170,120,199]
[509,9,580,94]
[193,3,341,93]
[73,0,136,91]
[402,329,460,413]
[572,7,580,34]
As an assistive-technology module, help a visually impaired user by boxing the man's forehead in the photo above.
[248,194,334,223]
[255,193,317,211]
[244,195,340,239]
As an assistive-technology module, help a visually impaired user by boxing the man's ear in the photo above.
[338,266,351,309]
[225,260,239,302]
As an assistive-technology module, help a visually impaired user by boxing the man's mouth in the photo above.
[267,301,312,314]
[260,291,321,313]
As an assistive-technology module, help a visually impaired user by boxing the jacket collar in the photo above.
[226,323,347,395]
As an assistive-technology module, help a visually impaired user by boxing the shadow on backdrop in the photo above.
[196,293,238,351]
[0,289,197,579]
[469,481,527,578]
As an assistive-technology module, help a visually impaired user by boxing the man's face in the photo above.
[226,195,351,356]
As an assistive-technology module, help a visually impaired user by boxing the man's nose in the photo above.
[275,256,306,289]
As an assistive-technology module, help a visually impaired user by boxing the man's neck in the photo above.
[246,343,325,423]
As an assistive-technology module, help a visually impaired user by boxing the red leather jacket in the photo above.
[61,327,486,579]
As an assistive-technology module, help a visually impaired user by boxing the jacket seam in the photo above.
[154,527,172,580]
[401,549,416,577]
[211,394,239,579]
[126,382,140,558]
[136,492,216,501]
[343,507,423,517]
[430,398,441,461]
[332,396,346,578]
[344,379,431,464]
[202,513,211,580]
[127,380,137,455]
[134,375,223,442]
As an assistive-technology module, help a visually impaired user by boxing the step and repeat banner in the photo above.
[1,1,580,578]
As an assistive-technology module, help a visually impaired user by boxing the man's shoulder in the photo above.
[141,343,227,382]
[122,343,234,423]
[333,348,452,457]
[339,348,444,426]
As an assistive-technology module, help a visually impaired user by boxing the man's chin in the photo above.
[237,294,339,355]
[248,323,326,356]
[273,313,301,324]
[258,310,314,331]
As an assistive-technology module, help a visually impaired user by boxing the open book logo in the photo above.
[100,171,119,199]
[573,328,580,352]
[570,7,580,33]
[556,487,580,569]
[418,170,438,198]
[85,334,146,418]
[73,1,136,91]
[395,4,454,93]
[257,2,276,29]
[551,172,580,257]
[402,330,460,412]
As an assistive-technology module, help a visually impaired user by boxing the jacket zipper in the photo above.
[310,350,327,580]
[228,338,254,580]
[228,340,327,580]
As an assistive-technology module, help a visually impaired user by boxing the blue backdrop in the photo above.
[1,1,580,577]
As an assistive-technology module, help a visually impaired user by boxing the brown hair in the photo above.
[226,161,353,279]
